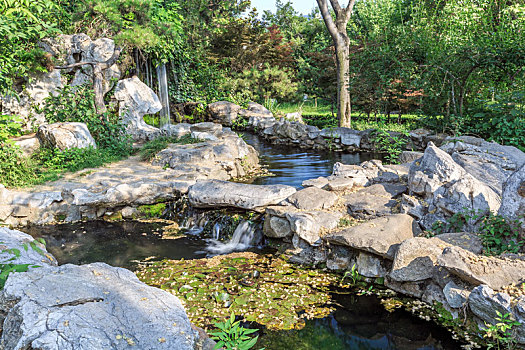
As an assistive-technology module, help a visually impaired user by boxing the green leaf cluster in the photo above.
[209,312,259,350]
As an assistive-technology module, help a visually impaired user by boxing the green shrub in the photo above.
[38,85,132,156]
[466,91,525,152]
[371,129,410,164]
[34,147,123,173]
[0,144,37,188]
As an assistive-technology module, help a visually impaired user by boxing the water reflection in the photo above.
[242,132,382,188]
[22,221,209,268]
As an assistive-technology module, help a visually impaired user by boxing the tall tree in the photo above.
[316,0,355,127]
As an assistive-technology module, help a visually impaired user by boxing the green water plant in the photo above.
[210,312,259,350]
[483,311,520,350]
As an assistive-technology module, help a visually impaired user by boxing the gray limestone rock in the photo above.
[114,76,162,140]
[345,183,407,219]
[38,122,96,150]
[207,101,241,126]
[498,164,525,235]
[188,180,296,211]
[324,214,419,259]
[0,227,56,267]
[468,285,512,325]
[286,187,338,210]
[443,281,470,309]
[0,263,198,350]
[438,246,525,289]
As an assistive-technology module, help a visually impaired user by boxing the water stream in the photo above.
[22,133,461,349]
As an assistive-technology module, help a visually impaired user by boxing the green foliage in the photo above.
[431,210,523,255]
[341,264,361,285]
[220,65,299,103]
[71,0,183,62]
[466,90,525,152]
[0,0,59,95]
[139,135,199,161]
[371,129,410,164]
[209,312,259,350]
[0,144,38,187]
[0,238,46,289]
[39,85,132,156]
[477,213,524,256]
[0,115,22,143]
[34,146,123,173]
[483,311,520,350]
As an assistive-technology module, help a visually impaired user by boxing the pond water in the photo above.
[241,132,382,188]
[22,134,461,349]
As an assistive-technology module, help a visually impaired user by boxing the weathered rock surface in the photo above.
[441,136,525,196]
[161,123,191,139]
[438,246,525,289]
[324,214,419,259]
[443,281,470,309]
[286,187,338,210]
[207,101,241,126]
[0,263,198,350]
[287,210,342,245]
[114,76,162,140]
[356,252,387,278]
[188,180,296,211]
[12,134,42,156]
[468,285,512,324]
[389,237,448,282]
[399,151,423,164]
[498,164,525,235]
[0,227,56,267]
[38,122,96,150]
[2,34,120,130]
[153,127,259,180]
[409,143,501,230]
[345,183,406,219]
[302,177,329,189]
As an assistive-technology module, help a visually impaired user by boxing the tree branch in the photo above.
[343,0,356,22]
[329,0,342,13]
[316,0,338,42]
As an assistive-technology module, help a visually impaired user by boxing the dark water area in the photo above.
[22,220,209,268]
[22,133,461,350]
[260,293,460,350]
[242,132,383,188]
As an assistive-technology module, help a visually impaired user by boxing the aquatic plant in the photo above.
[137,253,340,330]
[210,312,259,350]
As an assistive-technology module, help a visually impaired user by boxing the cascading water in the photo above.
[205,220,259,255]
[156,63,170,128]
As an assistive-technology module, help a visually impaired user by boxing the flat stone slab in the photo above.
[0,262,198,350]
[188,180,296,211]
[438,246,525,289]
[345,183,407,218]
[324,214,419,259]
[286,187,338,210]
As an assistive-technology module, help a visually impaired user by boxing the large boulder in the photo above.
[441,136,525,196]
[409,143,501,230]
[206,101,241,126]
[0,262,198,350]
[286,187,338,210]
[323,214,419,259]
[114,76,162,140]
[37,122,96,150]
[438,246,525,289]
[468,285,512,325]
[188,180,296,211]
[498,164,525,235]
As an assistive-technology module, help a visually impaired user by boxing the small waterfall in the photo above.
[156,63,170,127]
[205,221,258,255]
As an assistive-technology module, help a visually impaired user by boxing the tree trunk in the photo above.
[316,0,356,128]
[335,44,351,127]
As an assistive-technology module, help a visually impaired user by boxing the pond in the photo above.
[241,132,382,188]
[21,134,461,349]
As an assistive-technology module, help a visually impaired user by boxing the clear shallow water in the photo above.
[22,134,461,350]
[242,132,382,188]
